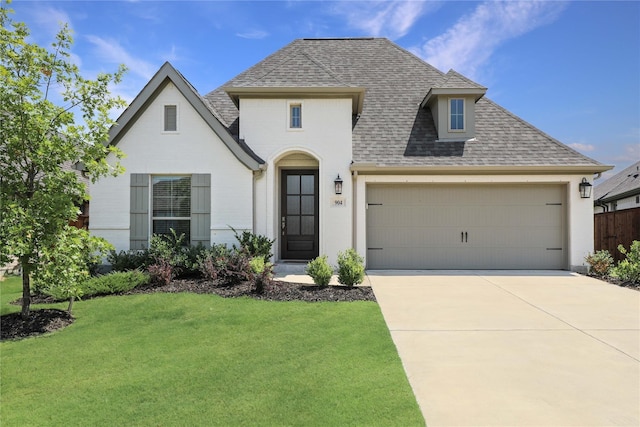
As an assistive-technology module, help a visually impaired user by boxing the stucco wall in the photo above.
[90,82,253,252]
[240,98,353,264]
[355,174,595,272]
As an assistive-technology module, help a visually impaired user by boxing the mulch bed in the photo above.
[1,279,375,342]
[590,275,640,292]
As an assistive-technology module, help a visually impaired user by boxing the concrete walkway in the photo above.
[367,271,640,427]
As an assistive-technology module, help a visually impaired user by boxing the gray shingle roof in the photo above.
[594,161,640,202]
[205,38,607,170]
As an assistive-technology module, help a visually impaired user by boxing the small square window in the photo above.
[449,98,464,131]
[290,103,302,129]
[164,105,177,132]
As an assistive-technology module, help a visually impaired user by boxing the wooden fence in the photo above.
[594,207,640,261]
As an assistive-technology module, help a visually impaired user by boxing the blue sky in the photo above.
[7,0,640,178]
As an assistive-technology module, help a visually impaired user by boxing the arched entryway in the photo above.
[277,152,319,260]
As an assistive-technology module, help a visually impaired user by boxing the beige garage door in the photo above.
[366,184,566,269]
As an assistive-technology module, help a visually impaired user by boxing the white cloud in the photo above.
[85,35,156,80]
[29,6,73,38]
[236,30,269,40]
[333,1,434,39]
[413,1,567,78]
[569,142,595,152]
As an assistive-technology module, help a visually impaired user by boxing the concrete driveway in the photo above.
[366,271,640,427]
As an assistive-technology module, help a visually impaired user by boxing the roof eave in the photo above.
[350,163,614,175]
[420,87,487,109]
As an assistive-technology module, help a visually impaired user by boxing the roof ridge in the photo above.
[300,51,351,87]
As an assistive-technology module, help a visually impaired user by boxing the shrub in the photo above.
[231,226,275,259]
[585,250,614,277]
[306,255,333,287]
[336,249,365,287]
[43,270,150,301]
[107,249,152,272]
[148,230,208,278]
[250,256,274,294]
[216,250,253,287]
[197,244,232,281]
[611,240,640,284]
[148,258,174,286]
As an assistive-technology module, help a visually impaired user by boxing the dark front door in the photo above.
[281,170,319,260]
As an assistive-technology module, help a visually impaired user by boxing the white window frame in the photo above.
[448,98,465,132]
[163,104,179,133]
[287,101,303,131]
[150,175,191,241]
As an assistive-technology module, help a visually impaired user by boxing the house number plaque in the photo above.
[331,197,346,207]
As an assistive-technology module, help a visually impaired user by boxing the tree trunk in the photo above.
[67,296,74,314]
[20,256,31,319]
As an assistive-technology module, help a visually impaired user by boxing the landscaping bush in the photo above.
[197,244,232,281]
[44,271,150,300]
[148,259,174,286]
[336,249,365,287]
[148,230,208,279]
[250,256,274,294]
[215,250,253,287]
[611,240,640,284]
[306,255,333,287]
[107,249,152,272]
[231,226,275,259]
[585,250,614,277]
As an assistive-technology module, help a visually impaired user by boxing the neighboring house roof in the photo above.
[205,38,609,172]
[109,62,264,171]
[594,160,640,203]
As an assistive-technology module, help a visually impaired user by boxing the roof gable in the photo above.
[110,62,263,170]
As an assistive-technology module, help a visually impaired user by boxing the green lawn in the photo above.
[0,276,424,426]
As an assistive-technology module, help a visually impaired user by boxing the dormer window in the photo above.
[164,105,177,132]
[449,98,464,131]
[288,101,302,129]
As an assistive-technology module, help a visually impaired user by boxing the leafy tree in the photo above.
[0,3,127,318]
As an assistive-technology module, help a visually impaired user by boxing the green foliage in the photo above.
[107,249,153,272]
[249,256,274,294]
[231,226,275,259]
[43,270,150,300]
[0,6,127,316]
[585,250,614,277]
[33,226,113,313]
[611,240,640,284]
[148,230,206,279]
[306,255,333,287]
[337,249,365,287]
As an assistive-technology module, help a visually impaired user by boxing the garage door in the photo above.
[366,184,566,269]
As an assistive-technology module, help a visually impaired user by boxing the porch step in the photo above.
[273,262,308,275]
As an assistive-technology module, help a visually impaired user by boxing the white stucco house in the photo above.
[90,38,611,272]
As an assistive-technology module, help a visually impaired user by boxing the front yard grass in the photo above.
[0,277,424,426]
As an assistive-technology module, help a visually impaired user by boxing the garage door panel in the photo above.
[366,184,566,269]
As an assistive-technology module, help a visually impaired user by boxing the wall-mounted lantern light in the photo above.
[579,177,592,199]
[334,174,343,195]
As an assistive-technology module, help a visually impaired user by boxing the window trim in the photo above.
[448,98,465,132]
[163,104,179,133]
[150,175,191,241]
[287,101,303,131]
